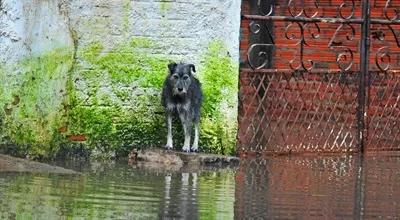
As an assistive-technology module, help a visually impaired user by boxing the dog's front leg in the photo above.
[191,123,199,152]
[165,113,173,150]
[183,124,191,153]
[180,114,191,153]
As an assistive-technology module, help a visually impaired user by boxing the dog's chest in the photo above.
[167,101,191,113]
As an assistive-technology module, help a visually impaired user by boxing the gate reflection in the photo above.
[235,155,400,219]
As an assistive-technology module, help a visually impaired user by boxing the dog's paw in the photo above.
[182,146,190,153]
[165,145,173,151]
[190,147,198,153]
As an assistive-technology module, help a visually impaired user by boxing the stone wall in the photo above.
[68,0,240,63]
[0,0,241,159]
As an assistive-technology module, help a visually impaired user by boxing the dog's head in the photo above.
[167,62,196,97]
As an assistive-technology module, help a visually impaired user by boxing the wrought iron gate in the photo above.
[238,0,400,154]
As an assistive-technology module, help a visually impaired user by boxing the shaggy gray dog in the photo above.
[161,62,203,152]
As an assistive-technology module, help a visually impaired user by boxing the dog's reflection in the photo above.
[159,172,199,219]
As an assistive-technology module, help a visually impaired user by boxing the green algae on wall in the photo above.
[122,0,131,34]
[68,37,171,159]
[0,37,238,159]
[80,38,167,87]
[0,48,74,159]
[69,38,238,158]
[159,1,172,13]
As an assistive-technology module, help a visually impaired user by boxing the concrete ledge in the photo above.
[129,148,240,171]
[176,151,240,166]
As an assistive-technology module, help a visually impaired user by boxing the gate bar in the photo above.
[242,15,363,24]
[242,15,400,25]
[358,0,371,153]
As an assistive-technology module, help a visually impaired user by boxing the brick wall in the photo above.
[238,0,400,154]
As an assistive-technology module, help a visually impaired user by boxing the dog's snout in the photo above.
[178,88,183,92]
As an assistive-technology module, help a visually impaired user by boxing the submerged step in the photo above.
[129,148,240,168]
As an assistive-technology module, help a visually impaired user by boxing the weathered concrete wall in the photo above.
[0,0,241,159]
[0,0,75,158]
[0,0,74,63]
[67,0,240,64]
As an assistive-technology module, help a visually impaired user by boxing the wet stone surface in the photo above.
[129,148,240,170]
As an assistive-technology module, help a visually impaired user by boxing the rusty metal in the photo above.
[358,0,370,152]
[238,0,400,154]
[243,16,400,25]
[366,0,400,151]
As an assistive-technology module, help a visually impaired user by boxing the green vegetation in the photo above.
[68,38,170,159]
[0,37,238,159]
[70,38,238,158]
[80,38,168,87]
[0,48,74,159]
[199,40,238,155]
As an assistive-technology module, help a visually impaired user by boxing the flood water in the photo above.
[0,155,399,219]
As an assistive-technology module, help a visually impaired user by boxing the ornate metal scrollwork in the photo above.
[248,20,322,71]
[240,0,400,153]
[249,21,261,34]
[247,43,274,70]
[285,22,321,46]
[336,47,354,72]
[388,25,400,47]
[247,21,275,70]
[328,0,357,72]
[288,0,319,18]
[338,0,355,19]
[375,46,391,72]
[383,0,399,21]
[372,26,398,72]
[328,24,356,72]
[369,0,400,72]
[257,0,274,16]
[246,0,399,72]
[329,24,356,45]
[285,22,320,71]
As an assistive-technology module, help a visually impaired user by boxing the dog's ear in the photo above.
[188,64,196,74]
[168,62,177,74]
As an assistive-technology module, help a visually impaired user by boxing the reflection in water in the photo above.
[0,162,235,219]
[1,155,399,219]
[235,155,400,219]
[160,173,198,219]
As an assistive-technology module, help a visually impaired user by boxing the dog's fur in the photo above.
[161,62,203,152]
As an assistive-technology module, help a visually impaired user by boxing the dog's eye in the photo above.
[172,74,178,79]
[183,75,189,80]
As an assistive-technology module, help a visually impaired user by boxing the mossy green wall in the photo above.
[68,37,238,159]
[0,0,241,160]
[0,37,238,160]
[0,48,74,159]
[68,38,170,159]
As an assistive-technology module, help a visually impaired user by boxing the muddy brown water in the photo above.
[0,154,399,219]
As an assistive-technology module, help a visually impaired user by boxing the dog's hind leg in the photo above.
[191,123,199,152]
[165,113,173,150]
